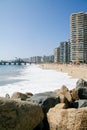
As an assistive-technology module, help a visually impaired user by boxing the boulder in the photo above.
[26,92,60,115]
[81,102,87,107]
[54,85,72,103]
[77,87,87,99]
[73,100,78,108]
[76,79,87,99]
[0,97,44,130]
[58,93,66,103]
[26,92,60,130]
[74,100,87,108]
[58,93,70,108]
[76,78,87,89]
[25,92,33,98]
[70,88,79,101]
[5,93,10,99]
[11,92,28,100]
[47,106,87,130]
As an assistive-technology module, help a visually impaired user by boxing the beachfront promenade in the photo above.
[0,60,36,65]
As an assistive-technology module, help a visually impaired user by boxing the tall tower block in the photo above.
[70,12,87,63]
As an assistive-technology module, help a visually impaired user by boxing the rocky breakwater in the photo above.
[47,79,87,130]
[0,78,87,130]
[47,104,87,130]
[27,92,60,130]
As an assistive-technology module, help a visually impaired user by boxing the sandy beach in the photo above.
[40,63,87,79]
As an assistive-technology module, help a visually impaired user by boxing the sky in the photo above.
[0,0,87,60]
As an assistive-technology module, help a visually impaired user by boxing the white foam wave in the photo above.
[0,64,78,97]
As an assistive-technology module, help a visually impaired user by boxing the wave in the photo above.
[0,64,78,97]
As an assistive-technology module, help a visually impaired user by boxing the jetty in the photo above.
[0,59,36,65]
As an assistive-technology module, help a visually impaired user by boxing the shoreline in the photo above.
[40,63,87,79]
[0,64,77,97]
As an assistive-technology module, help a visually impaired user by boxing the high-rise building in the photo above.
[41,55,54,63]
[70,12,87,63]
[60,41,70,63]
[54,47,60,63]
[54,41,70,63]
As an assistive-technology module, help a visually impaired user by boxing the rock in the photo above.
[5,93,10,99]
[47,106,87,130]
[11,92,28,100]
[54,85,72,103]
[81,102,87,107]
[26,92,60,115]
[76,78,87,88]
[70,88,79,101]
[73,100,79,108]
[58,93,70,108]
[77,87,87,99]
[58,93,66,103]
[74,100,87,108]
[25,92,33,98]
[76,79,87,99]
[53,103,66,109]
[0,97,44,130]
[26,92,60,130]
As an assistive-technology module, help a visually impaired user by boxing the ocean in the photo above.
[0,64,78,97]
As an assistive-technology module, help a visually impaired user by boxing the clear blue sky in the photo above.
[0,0,87,59]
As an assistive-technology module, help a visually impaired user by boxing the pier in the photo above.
[0,60,36,65]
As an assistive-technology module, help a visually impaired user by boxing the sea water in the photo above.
[0,64,78,97]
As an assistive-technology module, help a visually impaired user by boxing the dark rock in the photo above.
[27,92,59,130]
[5,93,10,99]
[80,101,87,107]
[74,100,87,108]
[34,117,49,130]
[76,78,87,89]
[73,100,79,108]
[76,79,87,99]
[78,87,87,99]
[26,92,60,115]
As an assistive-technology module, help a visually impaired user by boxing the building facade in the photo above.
[41,55,54,63]
[54,47,60,63]
[54,41,70,63]
[60,41,70,63]
[70,12,87,63]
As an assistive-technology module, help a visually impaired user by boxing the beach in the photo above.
[40,63,87,79]
[0,64,77,97]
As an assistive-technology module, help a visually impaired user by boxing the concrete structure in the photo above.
[29,55,54,63]
[35,56,42,63]
[60,41,70,63]
[54,47,60,63]
[29,57,36,63]
[70,12,87,63]
[49,55,54,62]
[41,55,54,63]
[0,60,34,65]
